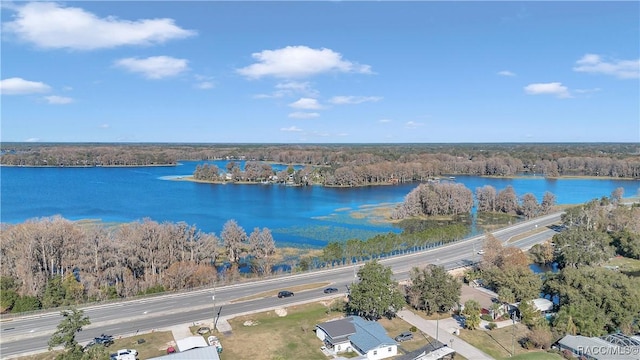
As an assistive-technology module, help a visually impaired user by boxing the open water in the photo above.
[1,161,638,247]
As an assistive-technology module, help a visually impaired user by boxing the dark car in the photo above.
[394,331,414,342]
[277,290,294,298]
[323,287,338,294]
[89,334,114,347]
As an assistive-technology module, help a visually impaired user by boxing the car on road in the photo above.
[394,331,414,342]
[277,290,294,298]
[477,249,485,255]
[323,287,338,294]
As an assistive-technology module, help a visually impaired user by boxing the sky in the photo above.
[1,1,639,143]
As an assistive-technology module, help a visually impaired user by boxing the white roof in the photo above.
[532,298,553,312]
[176,336,208,352]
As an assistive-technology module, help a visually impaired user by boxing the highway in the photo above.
[0,212,562,358]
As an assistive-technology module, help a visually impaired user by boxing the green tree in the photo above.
[517,299,541,328]
[347,260,405,320]
[62,273,85,305]
[553,228,614,268]
[462,299,481,330]
[322,242,344,266]
[407,264,461,315]
[42,275,66,308]
[12,295,41,312]
[48,307,91,360]
[0,276,18,313]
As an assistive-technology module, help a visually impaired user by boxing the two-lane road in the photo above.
[0,213,562,358]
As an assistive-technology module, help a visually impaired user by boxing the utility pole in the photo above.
[436,314,439,343]
[511,311,516,357]
[212,281,217,331]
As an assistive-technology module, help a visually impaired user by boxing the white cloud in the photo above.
[329,96,382,105]
[498,70,516,77]
[114,56,188,79]
[405,121,423,129]
[289,112,320,119]
[289,97,322,110]
[378,119,392,123]
[2,2,195,50]
[254,81,318,99]
[524,82,571,98]
[0,77,51,95]
[574,88,601,94]
[237,45,372,79]
[195,81,214,89]
[573,54,639,79]
[281,126,303,132]
[25,137,40,142]
[44,95,73,104]
[99,124,110,129]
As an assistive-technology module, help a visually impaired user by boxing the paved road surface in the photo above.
[0,212,562,358]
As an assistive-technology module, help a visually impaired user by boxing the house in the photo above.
[509,298,554,318]
[557,333,640,360]
[315,316,398,360]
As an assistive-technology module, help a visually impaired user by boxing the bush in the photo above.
[481,314,493,322]
[487,322,497,330]
[410,326,417,332]
[12,295,41,313]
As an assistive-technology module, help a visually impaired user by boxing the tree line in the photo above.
[2,143,639,179]
[392,183,556,220]
[0,217,278,313]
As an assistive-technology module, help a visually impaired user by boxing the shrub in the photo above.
[410,326,417,332]
[481,314,493,322]
[487,322,497,330]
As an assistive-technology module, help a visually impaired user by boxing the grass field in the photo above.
[457,323,547,359]
[509,352,564,360]
[606,256,640,277]
[17,331,175,360]
[215,300,461,360]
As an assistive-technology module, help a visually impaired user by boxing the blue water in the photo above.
[1,161,638,247]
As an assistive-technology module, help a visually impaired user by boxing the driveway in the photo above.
[397,310,495,360]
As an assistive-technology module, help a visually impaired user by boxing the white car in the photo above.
[477,250,485,255]
[110,349,138,360]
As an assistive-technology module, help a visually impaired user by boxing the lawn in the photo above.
[606,256,640,277]
[457,323,551,360]
[215,299,446,360]
[509,352,563,360]
[16,331,174,360]
[217,301,341,360]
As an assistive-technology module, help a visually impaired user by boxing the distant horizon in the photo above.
[2,2,638,143]
[2,141,639,145]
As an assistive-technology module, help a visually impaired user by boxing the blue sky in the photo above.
[1,1,639,143]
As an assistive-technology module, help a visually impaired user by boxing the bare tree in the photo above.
[520,193,540,219]
[248,227,276,275]
[221,219,247,264]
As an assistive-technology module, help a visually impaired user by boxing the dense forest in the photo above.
[2,143,640,183]
[466,193,640,342]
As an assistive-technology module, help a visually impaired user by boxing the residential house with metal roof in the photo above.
[316,316,398,360]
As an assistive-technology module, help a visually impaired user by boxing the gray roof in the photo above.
[558,335,640,360]
[148,346,220,360]
[349,316,397,353]
[316,317,356,340]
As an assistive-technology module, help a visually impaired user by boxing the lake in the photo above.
[1,161,638,247]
